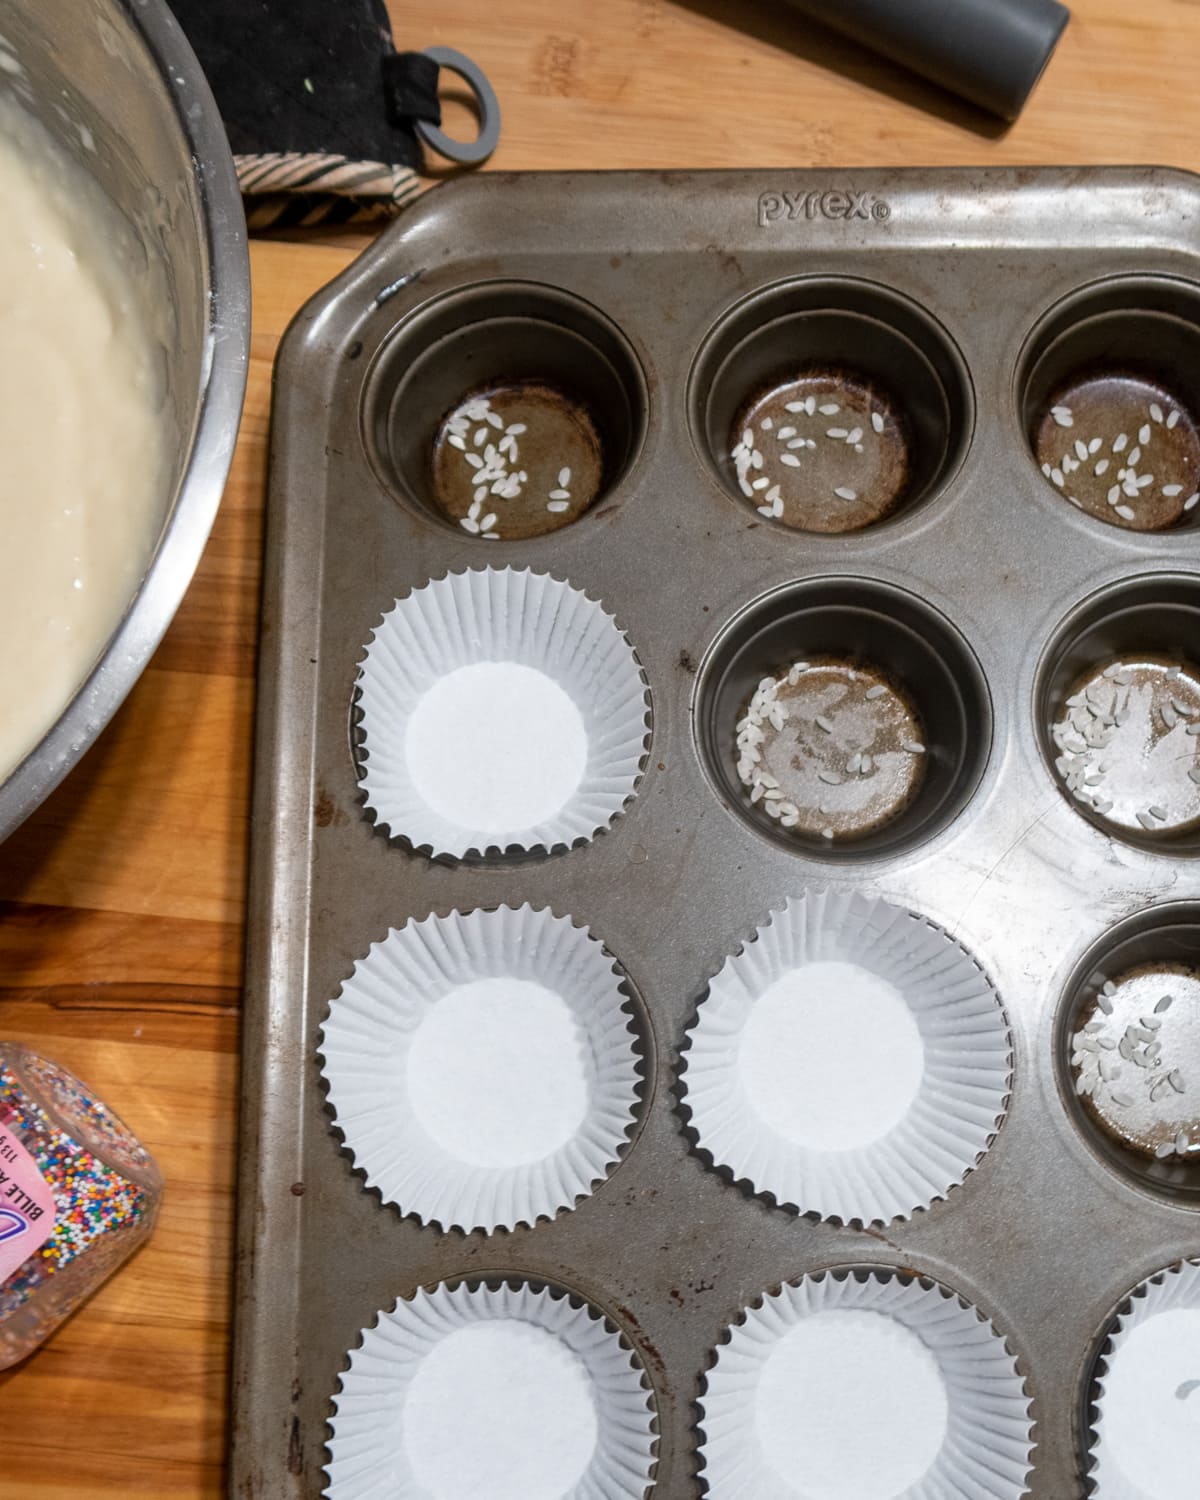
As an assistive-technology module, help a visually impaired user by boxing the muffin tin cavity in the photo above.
[1057,904,1200,1204]
[354,569,650,860]
[689,278,972,532]
[699,1268,1032,1500]
[1037,575,1200,852]
[1084,1260,1200,1500]
[680,891,1012,1226]
[319,906,654,1234]
[695,578,991,858]
[1020,277,1200,531]
[327,1278,658,1499]
[364,281,647,539]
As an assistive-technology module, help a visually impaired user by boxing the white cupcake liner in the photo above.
[356,568,649,859]
[326,1280,657,1499]
[699,1268,1033,1500]
[319,904,645,1232]
[1088,1259,1200,1499]
[679,889,1012,1225]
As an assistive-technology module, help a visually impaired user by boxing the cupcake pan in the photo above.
[237,170,1200,1497]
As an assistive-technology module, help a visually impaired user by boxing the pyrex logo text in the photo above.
[758,190,891,227]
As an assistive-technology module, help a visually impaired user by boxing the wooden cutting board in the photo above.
[4,0,1200,1491]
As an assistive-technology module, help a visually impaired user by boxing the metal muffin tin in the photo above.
[235,169,1200,1498]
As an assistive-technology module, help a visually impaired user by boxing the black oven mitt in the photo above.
[166,0,448,228]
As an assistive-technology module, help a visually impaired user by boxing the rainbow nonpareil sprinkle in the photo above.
[0,1061,152,1315]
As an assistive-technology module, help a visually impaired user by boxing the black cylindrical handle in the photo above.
[783,0,1070,121]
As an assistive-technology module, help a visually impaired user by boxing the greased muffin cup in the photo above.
[1088,1259,1200,1499]
[679,889,1012,1225]
[355,568,650,859]
[319,904,647,1234]
[698,1268,1033,1500]
[326,1280,657,1500]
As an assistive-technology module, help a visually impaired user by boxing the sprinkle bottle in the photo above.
[0,1042,161,1369]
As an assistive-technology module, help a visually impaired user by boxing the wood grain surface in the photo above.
[4,0,1200,1492]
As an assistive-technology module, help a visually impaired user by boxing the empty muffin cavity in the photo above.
[1038,575,1200,852]
[1056,902,1200,1204]
[364,281,646,539]
[696,578,990,858]
[1021,277,1200,531]
[690,278,972,533]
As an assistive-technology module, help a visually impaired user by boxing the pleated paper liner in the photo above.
[679,888,1013,1225]
[1087,1258,1200,1499]
[325,1278,658,1500]
[354,567,650,860]
[319,904,650,1233]
[698,1267,1034,1500]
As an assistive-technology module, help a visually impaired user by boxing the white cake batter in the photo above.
[0,97,166,781]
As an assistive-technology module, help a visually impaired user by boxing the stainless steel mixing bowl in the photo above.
[0,0,250,841]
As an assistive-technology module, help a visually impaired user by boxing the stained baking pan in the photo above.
[234,169,1200,1497]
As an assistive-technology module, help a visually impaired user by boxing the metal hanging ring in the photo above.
[417,46,501,167]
